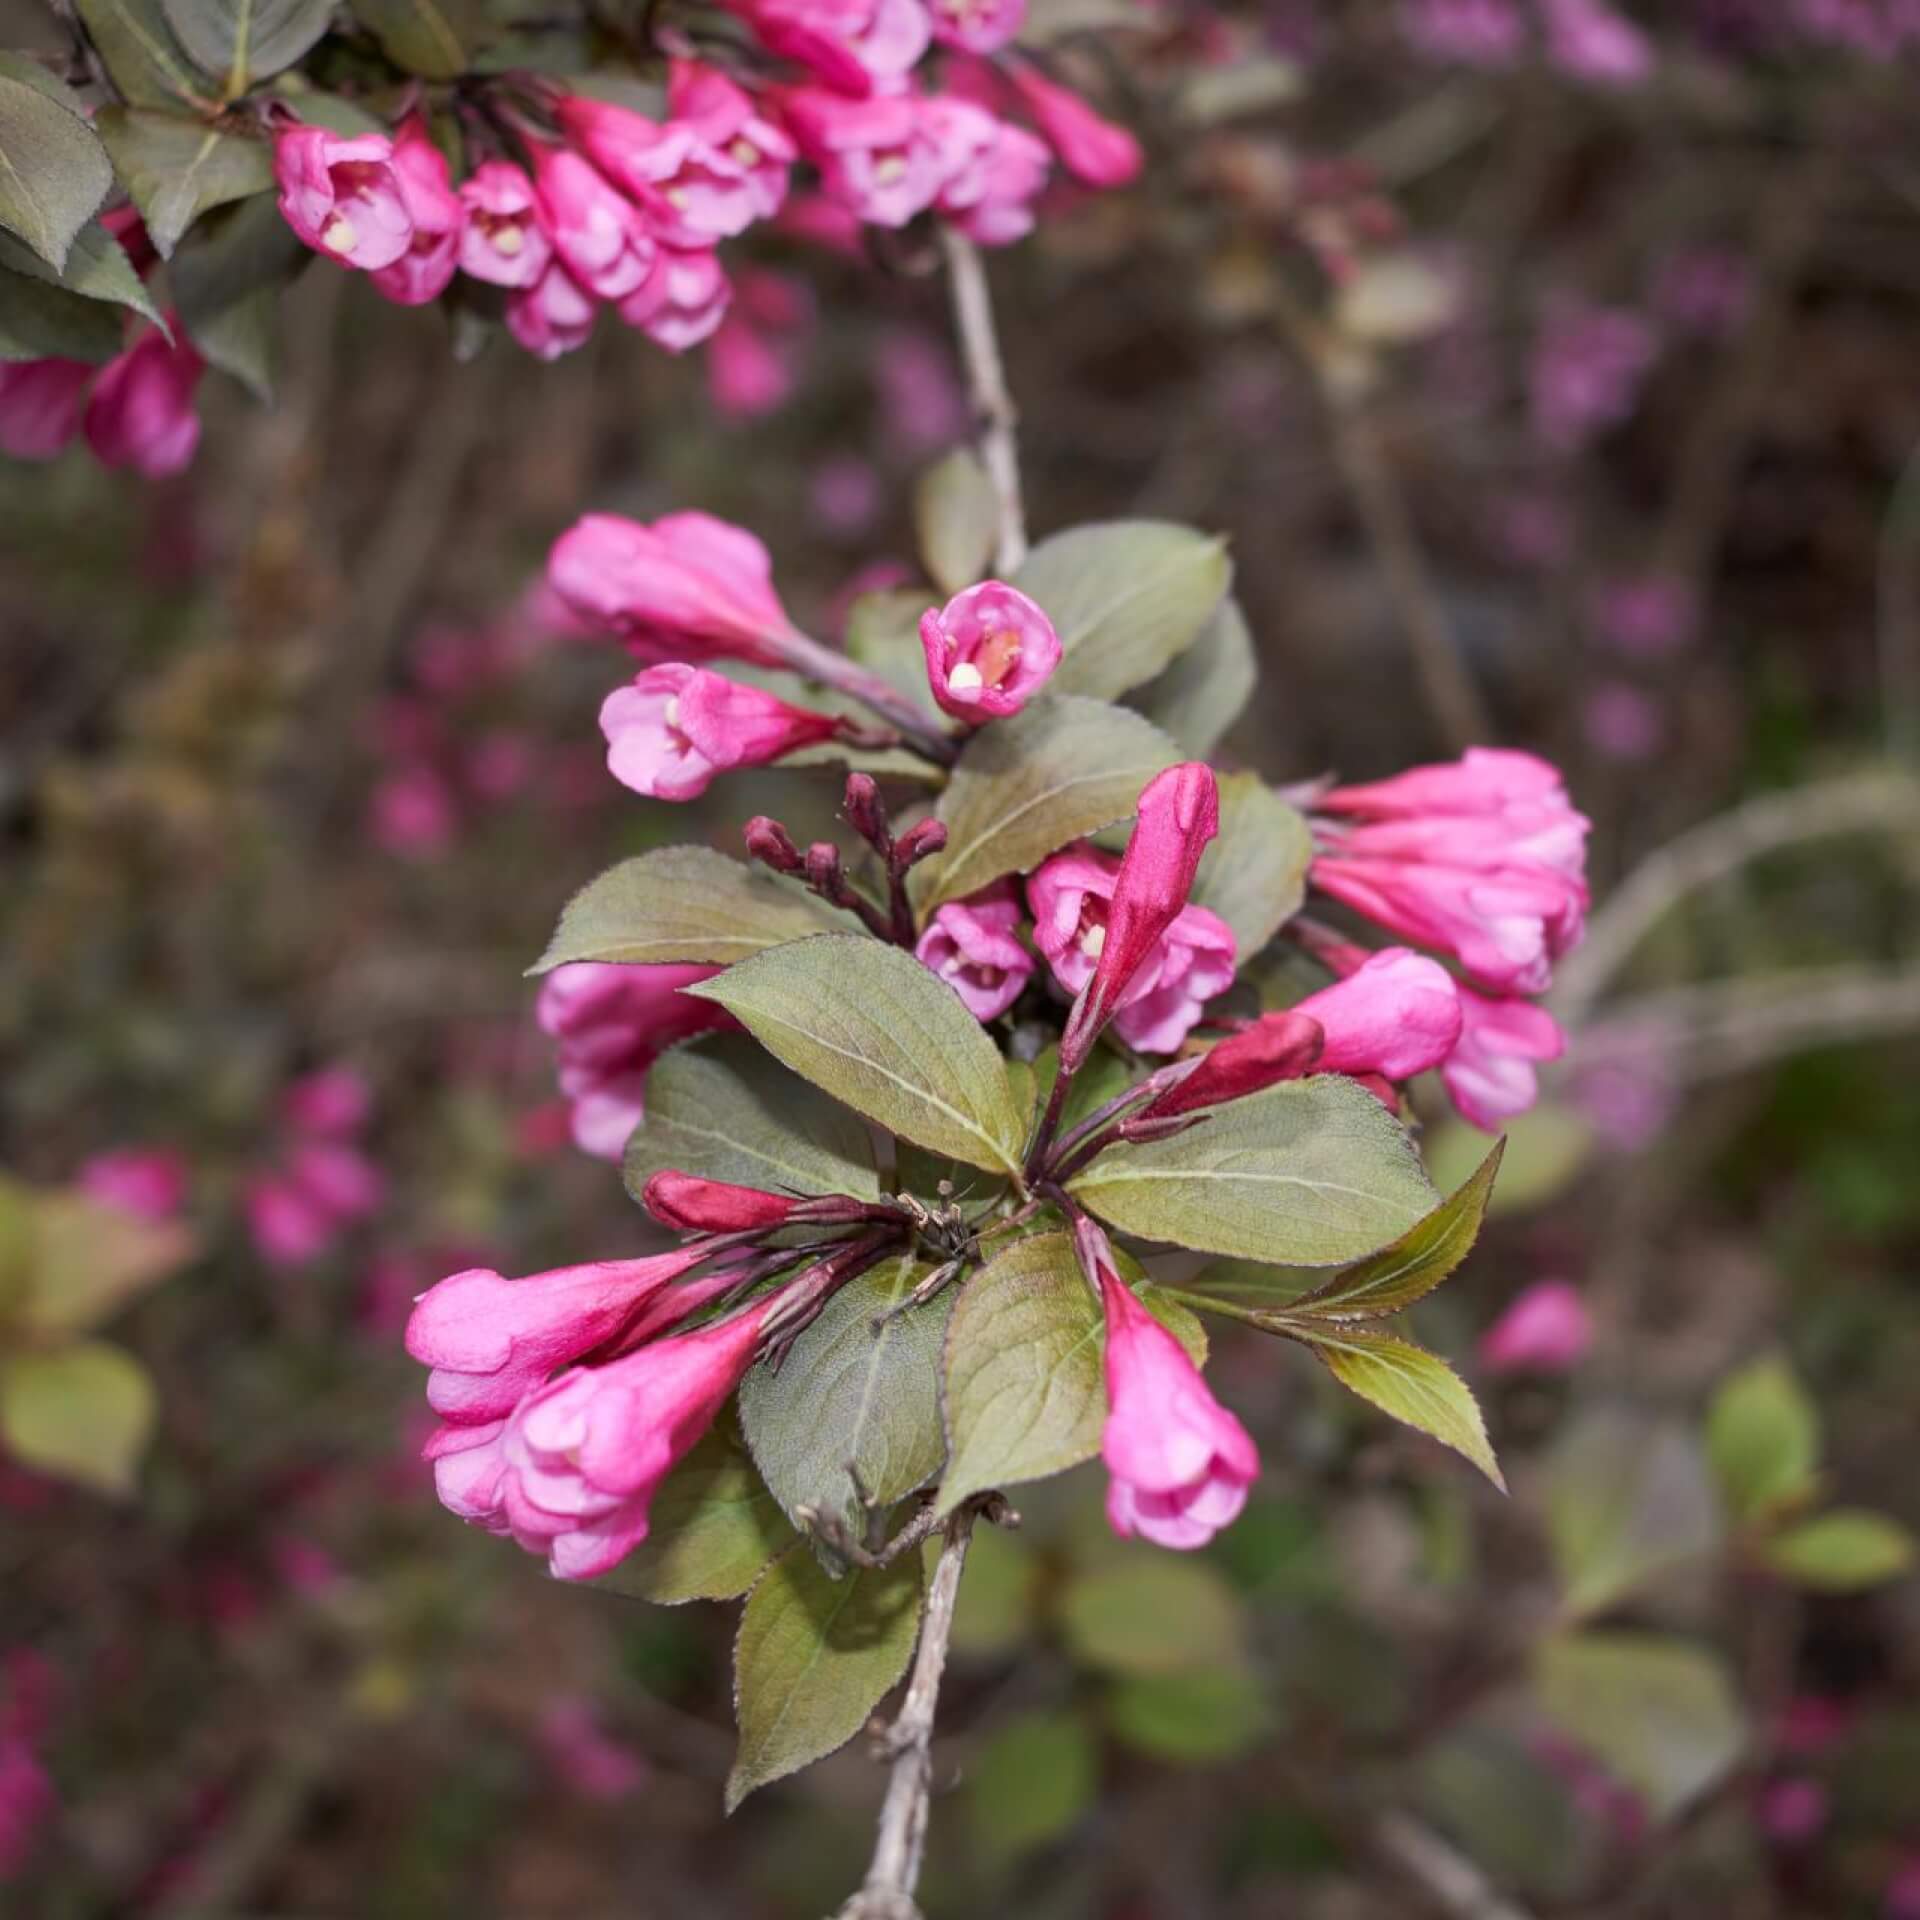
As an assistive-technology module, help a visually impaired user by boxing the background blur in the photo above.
[6,6,1920,1916]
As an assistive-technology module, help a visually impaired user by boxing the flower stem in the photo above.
[940,226,1028,576]
[775,627,957,767]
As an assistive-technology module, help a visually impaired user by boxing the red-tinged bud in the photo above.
[891,817,948,870]
[804,842,843,893]
[1004,61,1143,189]
[1123,1010,1325,1130]
[643,1171,799,1233]
[745,816,803,872]
[843,772,888,850]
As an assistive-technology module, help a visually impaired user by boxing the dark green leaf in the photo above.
[915,446,998,596]
[969,1713,1098,1867]
[0,1340,156,1494]
[1127,594,1258,759]
[1016,520,1232,702]
[1188,771,1311,957]
[595,1426,794,1604]
[532,846,844,973]
[687,936,1027,1176]
[1705,1354,1820,1525]
[159,0,335,93]
[1532,1631,1745,1820]
[910,694,1179,913]
[183,283,275,400]
[1069,1076,1436,1266]
[727,1545,923,1809]
[935,1230,1205,1516]
[75,0,214,110]
[1060,1556,1246,1674]
[1762,1510,1915,1592]
[0,260,127,360]
[622,1033,879,1204]
[844,587,943,708]
[739,1248,952,1549]
[0,58,113,272]
[95,107,271,257]
[169,189,307,325]
[0,219,165,335]
[349,0,482,77]
[1299,1323,1503,1487]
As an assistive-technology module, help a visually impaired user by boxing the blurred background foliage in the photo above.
[5,3,1920,1916]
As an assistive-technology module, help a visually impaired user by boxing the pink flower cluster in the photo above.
[274,29,1139,364]
[243,1065,386,1269]
[0,330,202,478]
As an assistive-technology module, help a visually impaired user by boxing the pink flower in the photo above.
[927,0,1025,52]
[406,1246,717,1423]
[0,359,92,460]
[559,96,767,247]
[528,143,656,300]
[669,60,797,222]
[1530,300,1657,454]
[539,1698,648,1799]
[1759,1777,1828,1847]
[0,1736,54,1882]
[617,247,733,353]
[244,1174,339,1268]
[548,511,805,666]
[492,1300,774,1579]
[1540,0,1652,82]
[282,1066,373,1138]
[84,330,203,478]
[918,581,1061,720]
[274,126,414,271]
[778,89,947,229]
[505,260,597,361]
[1294,948,1464,1081]
[369,117,463,306]
[536,961,733,1160]
[1479,1279,1593,1374]
[1129,1010,1326,1127]
[458,160,551,288]
[1442,987,1564,1130]
[915,882,1034,1020]
[1040,764,1233,1066]
[1091,1226,1257,1550]
[1401,0,1524,64]
[708,307,796,420]
[925,97,1051,246]
[286,1141,385,1223]
[78,1147,190,1221]
[1004,61,1142,188]
[642,1172,802,1232]
[599,662,841,800]
[734,0,932,95]
[368,763,458,858]
[422,1417,511,1523]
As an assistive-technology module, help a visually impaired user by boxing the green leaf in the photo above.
[727,1545,923,1809]
[0,57,113,272]
[0,1340,156,1494]
[1069,1076,1436,1266]
[75,0,214,110]
[0,260,127,361]
[0,219,165,333]
[1277,1141,1503,1324]
[910,695,1179,914]
[1705,1354,1820,1525]
[1300,1324,1503,1487]
[1108,1666,1272,1765]
[1532,1631,1745,1820]
[159,0,335,94]
[1016,521,1232,702]
[622,1033,879,1205]
[95,107,271,257]
[595,1426,794,1605]
[948,1522,1036,1656]
[1188,772,1311,957]
[935,1230,1206,1516]
[19,1192,197,1338]
[532,846,844,973]
[169,188,307,324]
[914,446,998,596]
[687,936,1027,1176]
[1761,1510,1916,1592]
[968,1712,1098,1867]
[1544,1407,1721,1618]
[348,0,482,77]
[1127,594,1258,760]
[182,283,276,401]
[739,1248,952,1549]
[844,588,942,708]
[1060,1556,1246,1675]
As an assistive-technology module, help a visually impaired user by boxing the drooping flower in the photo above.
[1003,60,1142,187]
[731,0,932,96]
[669,59,797,223]
[536,961,734,1160]
[617,247,733,353]
[1442,986,1565,1130]
[0,358,92,460]
[458,160,552,288]
[918,581,1061,720]
[777,89,948,229]
[924,98,1051,247]
[505,260,597,361]
[914,881,1034,1020]
[84,330,203,478]
[274,126,414,271]
[1292,948,1463,1081]
[548,511,806,665]
[1086,1221,1257,1550]
[559,96,762,247]
[527,142,656,301]
[1479,1279,1593,1374]
[600,663,842,800]
[405,1246,720,1423]
[369,117,464,307]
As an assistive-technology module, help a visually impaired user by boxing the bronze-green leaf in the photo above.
[1299,1323,1503,1488]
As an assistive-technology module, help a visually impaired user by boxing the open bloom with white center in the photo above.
[918,581,1061,719]
[459,160,551,288]
[599,662,841,799]
[274,127,413,271]
[914,881,1034,1020]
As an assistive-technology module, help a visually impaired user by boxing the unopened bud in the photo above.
[804,842,843,893]
[745,816,803,873]
[644,1171,797,1233]
[890,818,948,871]
[843,773,888,852]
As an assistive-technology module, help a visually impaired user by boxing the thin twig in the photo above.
[940,227,1028,576]
[1372,1811,1539,1920]
[1551,769,1920,1022]
[838,1506,980,1920]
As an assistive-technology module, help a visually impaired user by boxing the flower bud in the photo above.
[891,818,948,870]
[745,816,804,872]
[843,772,887,850]
[642,1172,799,1233]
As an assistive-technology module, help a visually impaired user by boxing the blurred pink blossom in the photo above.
[539,1699,649,1800]
[1584,681,1664,760]
[369,764,459,859]
[1593,576,1695,658]
[79,1147,190,1221]
[282,1066,373,1138]
[1759,1776,1829,1846]
[1531,301,1658,454]
[1479,1279,1594,1374]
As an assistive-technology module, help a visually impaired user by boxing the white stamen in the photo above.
[664,697,683,728]
[1081,924,1107,959]
[494,224,524,257]
[947,662,984,694]
[322,213,358,255]
[873,155,907,185]
[730,138,759,167]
